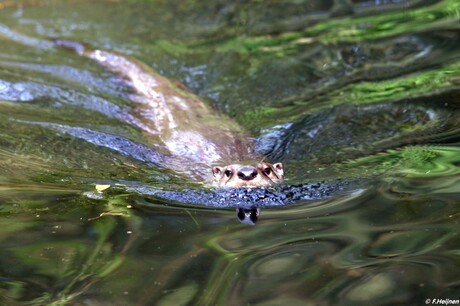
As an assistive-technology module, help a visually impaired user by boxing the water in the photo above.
[0,0,460,305]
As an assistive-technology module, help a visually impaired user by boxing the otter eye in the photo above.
[263,167,271,175]
[224,170,232,178]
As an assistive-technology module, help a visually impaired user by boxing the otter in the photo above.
[212,161,284,188]
[54,40,283,188]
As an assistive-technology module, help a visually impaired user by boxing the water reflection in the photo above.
[1,163,460,304]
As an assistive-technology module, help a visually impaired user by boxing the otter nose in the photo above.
[237,167,258,181]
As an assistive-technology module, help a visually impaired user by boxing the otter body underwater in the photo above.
[54,40,284,188]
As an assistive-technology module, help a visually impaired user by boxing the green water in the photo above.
[1,0,460,305]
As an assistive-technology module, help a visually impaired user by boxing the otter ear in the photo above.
[212,166,223,177]
[273,163,283,176]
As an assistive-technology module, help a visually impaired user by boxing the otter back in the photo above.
[55,40,254,181]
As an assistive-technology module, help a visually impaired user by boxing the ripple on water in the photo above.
[0,80,33,102]
[366,227,455,258]
[0,1,459,304]
[229,241,342,303]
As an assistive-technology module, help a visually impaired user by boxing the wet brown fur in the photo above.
[55,40,284,187]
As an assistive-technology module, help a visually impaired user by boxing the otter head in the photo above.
[212,162,284,188]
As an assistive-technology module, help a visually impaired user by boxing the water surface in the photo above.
[0,0,460,305]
